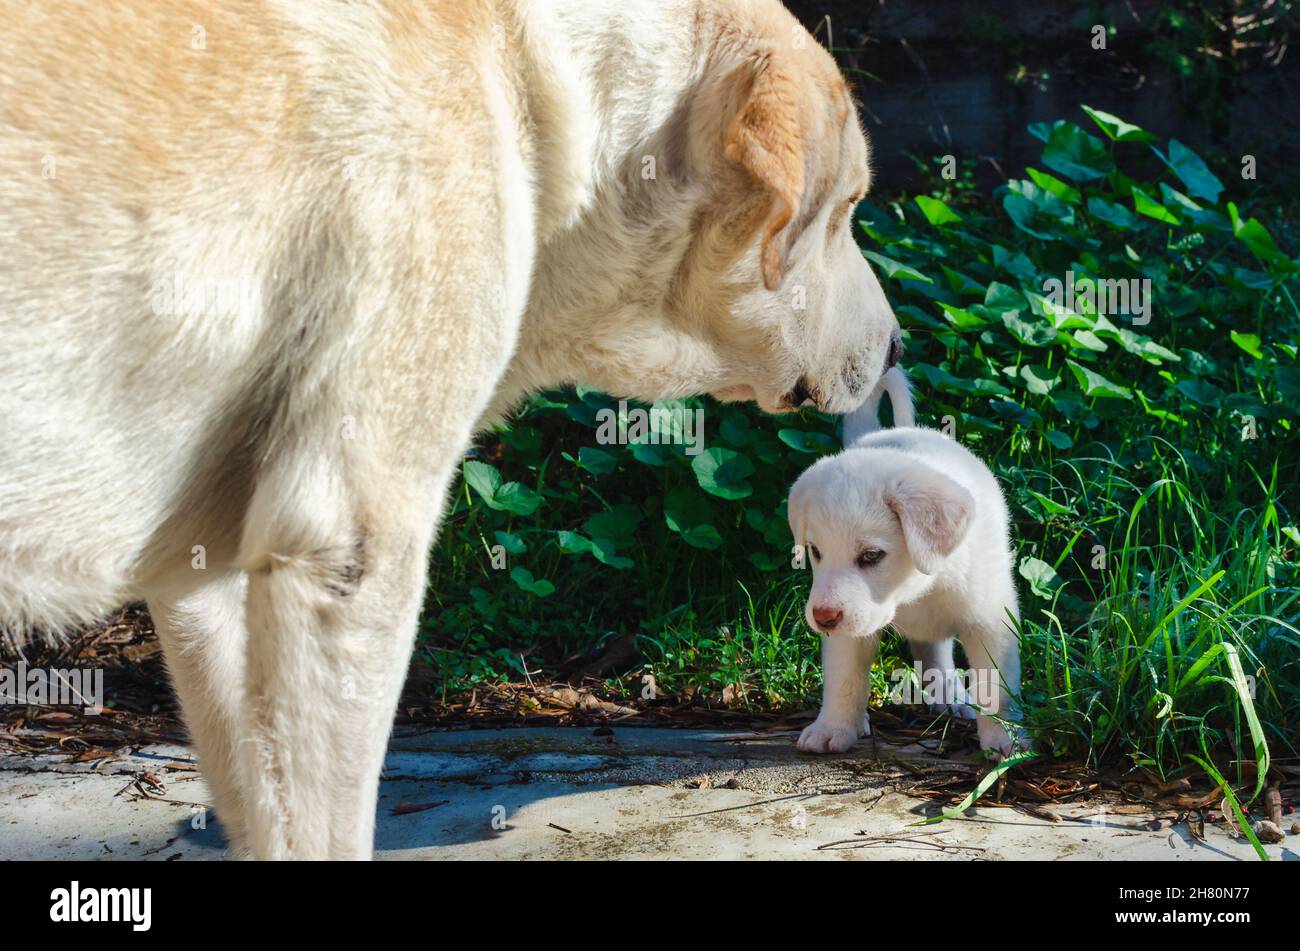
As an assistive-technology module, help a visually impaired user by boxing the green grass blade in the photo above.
[911,750,1039,825]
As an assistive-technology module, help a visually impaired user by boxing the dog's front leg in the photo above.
[147,572,252,857]
[236,449,446,859]
[797,634,877,754]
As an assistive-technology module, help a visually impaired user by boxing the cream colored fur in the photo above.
[0,0,898,858]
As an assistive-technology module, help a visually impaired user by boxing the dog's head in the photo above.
[697,17,901,415]
[522,5,899,419]
[787,450,974,638]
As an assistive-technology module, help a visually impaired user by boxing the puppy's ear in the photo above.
[884,471,974,575]
[723,56,806,291]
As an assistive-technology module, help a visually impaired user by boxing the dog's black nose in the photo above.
[884,328,904,371]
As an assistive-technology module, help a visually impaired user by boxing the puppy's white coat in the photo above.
[788,369,1026,756]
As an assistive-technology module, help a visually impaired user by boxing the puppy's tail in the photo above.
[842,367,915,445]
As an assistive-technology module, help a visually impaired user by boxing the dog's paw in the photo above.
[929,701,977,720]
[797,717,862,754]
[977,716,1031,757]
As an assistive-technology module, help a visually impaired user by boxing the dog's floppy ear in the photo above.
[723,56,806,291]
[884,471,974,575]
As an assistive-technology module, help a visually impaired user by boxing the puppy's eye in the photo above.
[856,548,885,569]
[808,544,821,562]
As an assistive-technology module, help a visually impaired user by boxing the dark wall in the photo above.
[783,0,1299,194]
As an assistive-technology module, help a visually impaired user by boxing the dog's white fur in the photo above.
[787,369,1026,756]
[0,1,899,858]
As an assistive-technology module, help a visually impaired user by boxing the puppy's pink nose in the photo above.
[812,606,843,631]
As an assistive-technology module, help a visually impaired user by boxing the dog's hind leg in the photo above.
[955,614,1027,756]
[235,448,447,859]
[909,638,975,719]
[147,572,252,857]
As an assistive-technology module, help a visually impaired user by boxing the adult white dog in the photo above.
[787,369,1026,757]
[0,1,900,858]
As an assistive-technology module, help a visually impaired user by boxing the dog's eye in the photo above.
[828,199,856,237]
[808,544,821,562]
[856,548,885,569]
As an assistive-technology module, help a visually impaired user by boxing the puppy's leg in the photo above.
[910,638,975,719]
[236,451,444,859]
[798,634,878,754]
[956,613,1027,756]
[147,572,251,857]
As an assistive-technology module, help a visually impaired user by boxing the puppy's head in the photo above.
[788,450,974,638]
[694,7,901,414]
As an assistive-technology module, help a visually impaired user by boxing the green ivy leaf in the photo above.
[663,487,723,550]
[992,245,1038,281]
[1001,310,1058,347]
[510,567,555,597]
[1086,197,1138,230]
[464,461,543,517]
[1228,202,1292,270]
[691,448,755,500]
[1026,167,1081,203]
[629,441,674,467]
[576,446,618,474]
[1019,556,1064,599]
[493,482,541,516]
[1081,105,1156,143]
[1157,140,1223,203]
[493,530,527,555]
[555,530,590,554]
[719,413,757,447]
[989,400,1041,427]
[1067,360,1133,399]
[1131,186,1179,225]
[1020,364,1061,395]
[1230,331,1264,360]
[863,250,934,283]
[463,460,503,502]
[914,195,964,226]
[938,301,989,331]
[1041,122,1113,181]
[583,505,643,547]
[940,264,985,297]
[777,429,839,454]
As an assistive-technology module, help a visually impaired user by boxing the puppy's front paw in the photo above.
[797,717,862,754]
[977,715,1031,757]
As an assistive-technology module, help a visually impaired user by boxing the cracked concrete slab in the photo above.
[1,727,1291,861]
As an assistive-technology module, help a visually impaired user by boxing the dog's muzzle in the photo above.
[781,376,822,411]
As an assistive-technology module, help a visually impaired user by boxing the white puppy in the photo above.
[787,368,1027,756]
